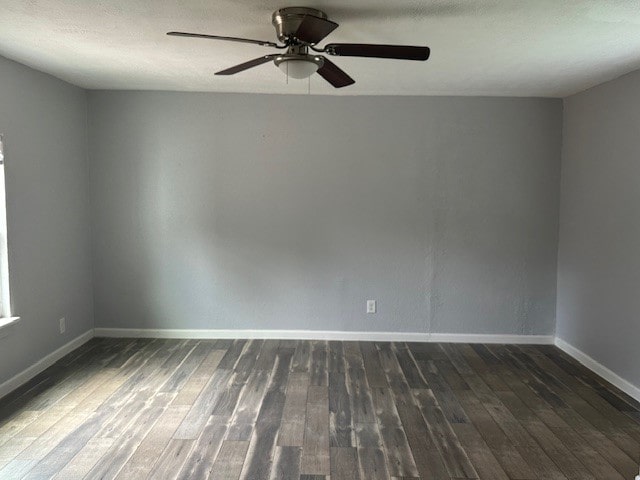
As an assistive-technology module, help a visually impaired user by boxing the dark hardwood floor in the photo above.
[0,338,638,479]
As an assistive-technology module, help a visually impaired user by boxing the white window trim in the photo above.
[0,134,19,332]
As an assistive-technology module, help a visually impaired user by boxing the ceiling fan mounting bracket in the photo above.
[272,7,329,44]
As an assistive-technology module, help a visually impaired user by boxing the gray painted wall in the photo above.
[0,56,94,383]
[557,69,640,389]
[89,92,561,335]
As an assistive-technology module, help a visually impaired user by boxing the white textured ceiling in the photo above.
[1,1,640,96]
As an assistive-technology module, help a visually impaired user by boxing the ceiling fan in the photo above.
[167,7,430,88]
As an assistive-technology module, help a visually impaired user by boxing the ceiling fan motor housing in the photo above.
[272,7,328,43]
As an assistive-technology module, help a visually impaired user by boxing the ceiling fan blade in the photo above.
[325,43,430,61]
[167,31,279,48]
[294,15,338,44]
[316,57,355,88]
[215,55,278,75]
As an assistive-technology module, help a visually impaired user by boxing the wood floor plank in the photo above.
[357,447,389,480]
[451,423,510,480]
[488,345,632,478]
[497,390,597,480]
[516,445,568,480]
[300,395,330,475]
[452,346,566,479]
[490,442,537,480]
[520,345,640,454]
[37,340,194,478]
[0,342,123,440]
[393,343,428,389]
[210,440,249,480]
[371,387,419,478]
[310,341,328,386]
[0,435,37,469]
[526,419,597,479]
[277,372,309,446]
[53,367,119,410]
[360,341,388,388]
[546,426,627,480]
[147,438,195,479]
[0,410,91,479]
[0,410,40,442]
[173,368,234,440]
[328,341,346,373]
[255,340,280,371]
[412,388,478,479]
[0,339,112,418]
[52,437,114,480]
[240,348,294,480]
[177,416,229,480]
[345,342,376,424]
[460,377,538,447]
[211,339,264,419]
[417,360,470,423]
[541,346,640,413]
[0,339,637,480]
[227,368,272,441]
[115,404,190,479]
[329,371,354,447]
[496,344,640,477]
[160,340,213,393]
[172,348,227,406]
[96,340,194,440]
[217,339,249,370]
[556,407,639,477]
[377,343,449,479]
[13,349,111,413]
[307,385,328,405]
[78,402,168,479]
[269,446,301,480]
[11,342,171,478]
[330,446,360,480]
[436,358,471,391]
[354,421,383,447]
[14,404,74,438]
[291,341,311,373]
[438,343,475,376]
[444,347,559,478]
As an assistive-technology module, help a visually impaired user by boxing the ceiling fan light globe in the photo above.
[274,55,324,79]
[277,59,319,79]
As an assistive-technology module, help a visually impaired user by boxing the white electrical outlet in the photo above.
[366,300,376,314]
[59,317,66,334]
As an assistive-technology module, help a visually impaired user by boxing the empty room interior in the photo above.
[1,1,640,479]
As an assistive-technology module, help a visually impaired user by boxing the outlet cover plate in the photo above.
[366,300,376,314]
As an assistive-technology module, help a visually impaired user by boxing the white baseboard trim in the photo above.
[94,328,432,342]
[430,333,555,345]
[555,337,640,403]
[0,330,94,401]
[94,328,554,345]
